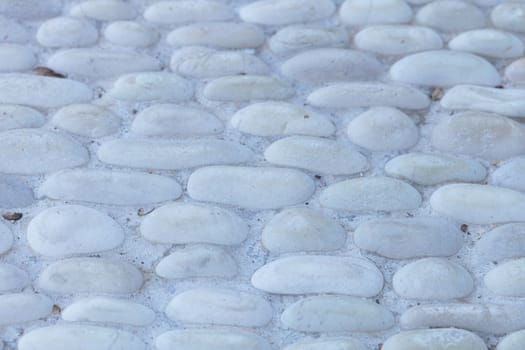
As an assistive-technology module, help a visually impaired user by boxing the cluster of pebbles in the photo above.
[1,0,525,349]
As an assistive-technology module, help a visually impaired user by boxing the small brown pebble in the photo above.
[490,159,500,167]
[32,66,66,78]
[460,224,468,233]
[2,212,22,221]
[314,175,322,179]
[137,208,154,216]
[495,84,504,89]
[430,87,443,101]
[52,304,61,314]
[303,114,310,119]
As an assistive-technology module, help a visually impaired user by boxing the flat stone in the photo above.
[239,0,335,25]
[0,16,29,43]
[449,29,524,58]
[167,23,265,49]
[340,0,413,25]
[104,21,158,47]
[0,105,45,131]
[441,85,525,118]
[0,44,34,72]
[166,288,272,327]
[281,49,382,83]
[347,107,419,151]
[393,258,474,300]
[0,176,33,209]
[70,1,137,21]
[383,329,487,350]
[141,202,248,245]
[265,136,368,175]
[131,104,223,137]
[390,50,500,87]
[108,72,192,101]
[0,74,92,108]
[0,129,88,175]
[491,158,525,191]
[170,47,269,78]
[432,112,525,160]
[0,222,12,254]
[187,166,314,209]
[62,297,155,326]
[47,49,160,78]
[19,325,145,350]
[308,83,430,109]
[498,330,525,350]
[472,223,525,264]
[281,295,394,332]
[40,169,182,205]
[283,338,366,350]
[144,1,233,24]
[251,255,383,296]
[385,152,487,185]
[203,75,293,101]
[262,208,345,253]
[38,258,143,294]
[155,329,271,350]
[0,0,61,19]
[37,17,98,48]
[156,245,237,279]
[354,25,443,55]
[231,101,334,137]
[416,0,485,32]
[354,217,463,259]
[491,3,525,33]
[52,104,120,138]
[430,183,525,224]
[506,58,525,84]
[268,25,348,54]
[0,264,29,292]
[0,293,53,325]
[320,176,421,212]
[485,258,525,296]
[27,205,124,257]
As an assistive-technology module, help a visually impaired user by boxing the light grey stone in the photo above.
[239,0,335,25]
[37,17,98,48]
[51,104,120,138]
[155,329,271,350]
[0,105,45,131]
[383,329,487,350]
[203,75,294,101]
[0,176,33,209]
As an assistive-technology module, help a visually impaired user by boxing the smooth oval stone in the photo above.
[40,169,182,205]
[167,22,265,49]
[354,25,443,55]
[104,21,158,47]
[141,202,248,245]
[156,329,271,350]
[320,176,421,212]
[393,258,474,300]
[485,258,525,296]
[431,184,525,224]
[62,297,155,326]
[37,17,98,48]
[308,83,430,109]
[340,0,412,25]
[52,104,120,138]
[131,104,223,137]
[0,264,29,292]
[269,25,348,54]
[281,48,382,83]
[400,303,525,334]
[170,47,269,78]
[251,255,383,296]
[47,49,160,78]
[70,1,137,21]
[492,158,525,191]
[231,101,334,137]
[262,208,346,253]
[0,0,61,19]
[0,15,28,43]
[506,58,525,84]
[492,3,525,33]
[144,1,233,24]
[281,295,394,332]
[416,0,485,32]
[38,258,143,294]
[449,29,524,58]
[347,107,419,151]
[0,293,52,325]
[108,72,192,101]
[0,44,34,72]
[265,136,368,175]
[0,74,92,108]
[432,112,525,160]
[188,166,314,209]
[166,288,272,327]
[27,205,124,257]
[98,139,253,170]
[391,50,500,87]
[354,217,463,259]
[19,325,145,350]
[499,330,525,350]
[240,0,335,25]
[203,75,293,101]
[0,176,33,210]
[385,153,487,185]
[473,223,525,264]
[0,105,44,131]
[283,338,366,350]
[156,245,237,279]
[383,329,487,350]
[0,129,88,175]
[0,222,12,254]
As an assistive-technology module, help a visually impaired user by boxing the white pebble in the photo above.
[498,330,525,350]
[203,75,293,101]
[239,0,335,26]
[269,25,348,54]
[0,44,34,72]
[0,0,61,19]
[0,16,29,43]
[0,105,44,131]
[0,222,12,255]
[70,1,137,21]
[52,104,120,138]
[104,21,158,47]
[0,293,52,325]
[144,1,233,24]
[340,0,413,25]
[492,158,525,191]
[283,338,366,350]
[0,264,29,292]
[506,58,525,85]
[383,329,487,350]
[473,223,525,264]
[108,72,192,101]
[449,29,524,58]
[156,329,271,350]
[416,0,485,32]
[485,258,525,296]
[491,3,525,32]
[37,17,98,48]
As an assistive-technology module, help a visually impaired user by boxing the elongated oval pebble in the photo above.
[449,29,524,58]
[251,255,383,296]
[393,258,474,300]
[27,205,124,257]
[283,338,366,350]
[492,158,525,191]
[203,75,293,101]
[37,17,98,48]
[0,44,34,72]
[491,3,525,33]
[281,295,394,332]
[0,222,12,254]
[382,329,487,350]
[431,184,525,224]
[320,176,421,212]
[38,258,143,294]
[473,223,525,264]
[340,0,413,25]
[0,16,29,43]
[62,297,155,326]
[0,293,52,325]
[269,25,348,54]
[0,105,44,132]
[506,58,525,85]
[485,258,525,296]
[144,1,233,24]
[52,104,120,138]
[166,288,272,327]
[416,0,485,32]
[498,330,525,350]
[188,166,314,209]
[0,176,33,209]
[155,329,271,350]
[104,21,158,47]
[239,0,335,25]
[19,325,145,350]
[70,1,137,21]
[108,72,192,101]
[0,264,28,292]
